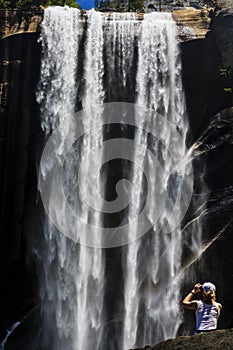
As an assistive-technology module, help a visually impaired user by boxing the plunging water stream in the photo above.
[37,7,202,350]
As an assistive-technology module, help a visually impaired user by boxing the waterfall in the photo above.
[104,12,137,101]
[36,6,81,350]
[74,9,105,350]
[37,7,200,350]
[37,6,80,135]
[123,12,192,349]
[37,7,106,350]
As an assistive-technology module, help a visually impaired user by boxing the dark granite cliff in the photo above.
[179,0,233,337]
[0,3,232,349]
[0,30,42,343]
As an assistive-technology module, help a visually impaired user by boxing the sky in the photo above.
[76,0,95,9]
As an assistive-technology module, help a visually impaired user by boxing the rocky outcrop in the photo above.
[0,9,43,39]
[211,6,233,68]
[0,7,213,42]
[173,8,212,41]
[130,329,233,350]
[180,1,233,139]
[217,0,233,9]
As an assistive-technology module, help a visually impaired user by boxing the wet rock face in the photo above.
[212,7,233,68]
[0,9,43,39]
[130,328,233,350]
[181,9,233,140]
[0,32,42,340]
[173,8,212,41]
[179,0,233,330]
[197,108,233,330]
[217,0,233,10]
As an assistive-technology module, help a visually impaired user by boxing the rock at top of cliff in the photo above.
[130,328,233,350]
[217,0,233,11]
[212,1,233,68]
[173,8,212,41]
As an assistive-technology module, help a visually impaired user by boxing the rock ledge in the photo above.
[130,328,233,350]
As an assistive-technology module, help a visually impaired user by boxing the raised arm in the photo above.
[217,302,222,317]
[182,283,202,310]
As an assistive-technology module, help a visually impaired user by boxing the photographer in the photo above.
[182,282,222,334]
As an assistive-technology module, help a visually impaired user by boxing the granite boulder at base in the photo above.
[130,328,233,350]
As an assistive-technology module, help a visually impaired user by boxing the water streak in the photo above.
[36,6,81,350]
[38,7,106,350]
[0,322,20,350]
[104,12,137,101]
[123,12,195,349]
[74,9,105,350]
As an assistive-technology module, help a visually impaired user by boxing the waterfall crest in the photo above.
[104,12,137,101]
[37,7,202,350]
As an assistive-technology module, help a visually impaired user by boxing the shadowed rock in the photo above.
[130,328,233,350]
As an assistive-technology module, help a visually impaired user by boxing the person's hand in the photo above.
[192,283,202,294]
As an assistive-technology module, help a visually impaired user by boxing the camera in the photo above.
[199,286,203,292]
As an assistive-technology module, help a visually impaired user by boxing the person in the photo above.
[182,282,222,334]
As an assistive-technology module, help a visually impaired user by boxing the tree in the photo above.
[45,0,80,7]
[97,0,116,8]
[0,0,81,9]
[115,0,123,11]
[96,0,144,11]
[127,0,144,12]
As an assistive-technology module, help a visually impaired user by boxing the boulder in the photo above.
[130,328,233,350]
[173,8,212,41]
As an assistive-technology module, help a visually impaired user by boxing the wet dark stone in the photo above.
[130,328,233,350]
[0,32,42,344]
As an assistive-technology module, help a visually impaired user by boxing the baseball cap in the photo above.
[202,282,216,293]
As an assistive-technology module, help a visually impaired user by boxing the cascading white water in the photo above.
[123,12,193,349]
[138,13,201,344]
[37,6,80,135]
[36,6,81,350]
[74,9,105,350]
[37,7,105,350]
[37,7,202,350]
[104,12,137,100]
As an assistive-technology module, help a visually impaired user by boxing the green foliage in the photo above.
[98,0,112,7]
[0,1,9,7]
[97,0,144,12]
[0,1,15,8]
[127,0,144,12]
[219,68,232,77]
[45,0,80,8]
[223,87,232,93]
[219,67,233,94]
[0,0,81,9]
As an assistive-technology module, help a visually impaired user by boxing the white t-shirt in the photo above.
[195,300,219,331]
